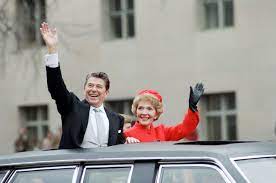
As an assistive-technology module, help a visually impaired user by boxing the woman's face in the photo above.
[136,100,157,127]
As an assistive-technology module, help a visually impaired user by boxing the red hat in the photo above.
[138,89,162,102]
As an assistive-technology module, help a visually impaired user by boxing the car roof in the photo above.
[1,141,276,167]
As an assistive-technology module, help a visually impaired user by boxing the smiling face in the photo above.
[84,77,109,107]
[136,100,157,128]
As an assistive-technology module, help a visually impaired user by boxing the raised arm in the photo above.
[40,22,72,115]
[164,83,204,141]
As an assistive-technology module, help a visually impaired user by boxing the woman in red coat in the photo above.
[124,83,204,143]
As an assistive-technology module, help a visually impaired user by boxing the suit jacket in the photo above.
[46,66,125,149]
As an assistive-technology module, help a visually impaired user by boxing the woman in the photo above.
[124,83,204,143]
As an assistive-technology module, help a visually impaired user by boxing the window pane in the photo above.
[105,100,133,115]
[226,115,237,140]
[127,13,135,37]
[106,101,124,113]
[27,126,38,148]
[206,95,221,111]
[10,168,75,183]
[125,100,133,114]
[110,16,122,38]
[160,166,227,183]
[204,2,219,29]
[83,167,131,183]
[0,171,7,181]
[127,0,134,10]
[223,0,234,26]
[236,158,276,183]
[207,116,221,140]
[225,93,235,110]
[42,125,49,138]
[110,0,121,11]
[26,107,38,121]
[40,106,48,120]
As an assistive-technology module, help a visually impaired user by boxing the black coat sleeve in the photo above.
[46,66,73,116]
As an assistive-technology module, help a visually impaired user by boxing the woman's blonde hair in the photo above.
[131,94,164,120]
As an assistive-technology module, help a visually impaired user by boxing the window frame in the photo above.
[231,154,276,183]
[0,170,10,183]
[156,163,232,183]
[80,164,134,183]
[7,166,79,183]
[107,0,135,39]
[200,93,237,141]
[202,0,234,30]
[19,105,49,144]
[105,99,134,115]
[16,0,47,46]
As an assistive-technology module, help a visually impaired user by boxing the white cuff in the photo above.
[45,53,59,68]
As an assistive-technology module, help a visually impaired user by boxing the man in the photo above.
[40,22,125,149]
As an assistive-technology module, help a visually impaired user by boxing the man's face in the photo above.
[84,77,109,107]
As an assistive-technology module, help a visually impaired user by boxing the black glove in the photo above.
[189,83,204,112]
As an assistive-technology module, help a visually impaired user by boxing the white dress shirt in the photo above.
[81,105,109,148]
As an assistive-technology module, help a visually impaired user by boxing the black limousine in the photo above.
[0,141,276,183]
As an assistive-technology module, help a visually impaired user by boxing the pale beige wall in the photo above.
[195,0,276,140]
[1,0,276,154]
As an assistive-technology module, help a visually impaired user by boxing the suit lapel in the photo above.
[105,107,116,145]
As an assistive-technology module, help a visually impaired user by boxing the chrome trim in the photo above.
[7,166,77,183]
[72,166,80,183]
[0,156,240,167]
[230,159,250,183]
[230,154,276,183]
[156,164,232,183]
[0,170,10,183]
[231,154,276,161]
[80,164,134,183]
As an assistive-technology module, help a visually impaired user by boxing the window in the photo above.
[9,167,76,183]
[201,0,234,29]
[0,171,8,182]
[82,165,133,183]
[201,93,237,140]
[105,99,133,115]
[19,105,48,149]
[235,157,276,183]
[17,0,46,46]
[157,164,230,183]
[103,0,135,40]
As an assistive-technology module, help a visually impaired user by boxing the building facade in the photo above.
[0,0,276,154]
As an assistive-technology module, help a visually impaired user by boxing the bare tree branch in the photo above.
[0,0,96,79]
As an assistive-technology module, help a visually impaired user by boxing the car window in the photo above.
[0,170,8,182]
[157,164,230,183]
[9,167,76,183]
[236,157,276,183]
[82,165,132,183]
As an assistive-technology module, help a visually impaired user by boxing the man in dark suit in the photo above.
[40,22,125,149]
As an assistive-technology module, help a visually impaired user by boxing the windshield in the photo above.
[236,157,276,182]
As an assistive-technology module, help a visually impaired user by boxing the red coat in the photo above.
[124,109,199,142]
